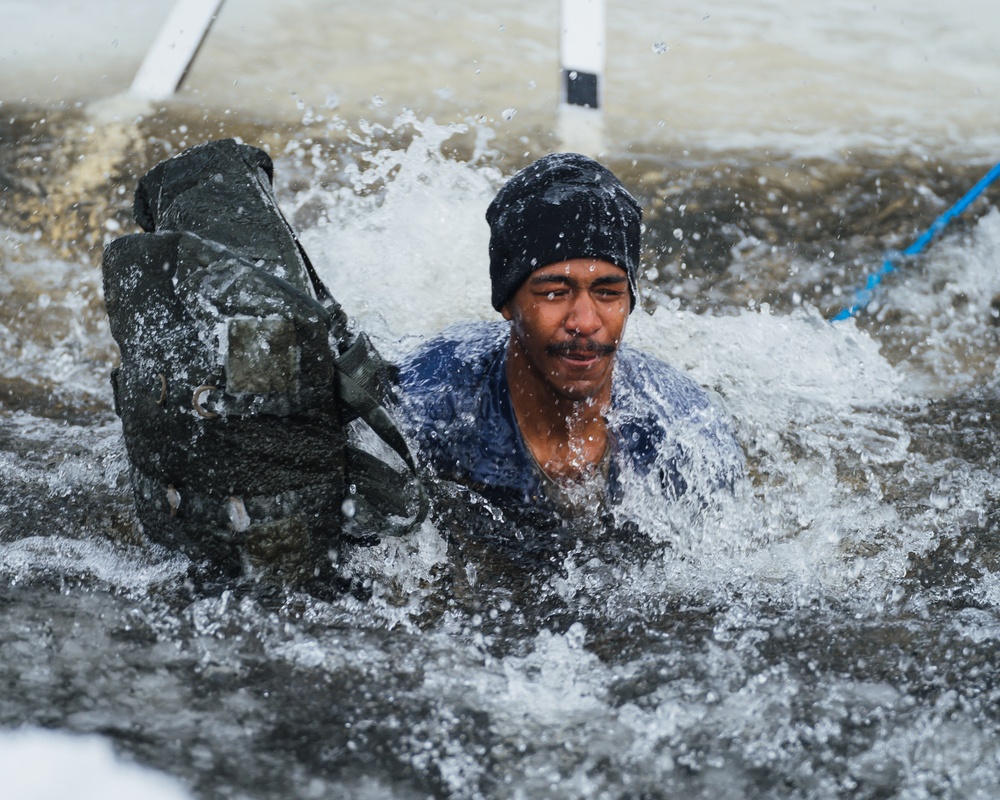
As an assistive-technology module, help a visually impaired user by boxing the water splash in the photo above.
[294,113,502,355]
[4,112,1000,798]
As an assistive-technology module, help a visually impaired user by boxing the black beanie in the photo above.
[486,153,642,312]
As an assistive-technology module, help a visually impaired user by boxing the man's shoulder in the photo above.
[613,345,713,415]
[398,321,507,393]
[610,344,745,499]
[395,321,535,498]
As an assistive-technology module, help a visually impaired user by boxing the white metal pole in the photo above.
[560,0,606,110]
[558,0,606,154]
[128,0,226,100]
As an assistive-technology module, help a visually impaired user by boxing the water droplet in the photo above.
[930,489,952,510]
[227,497,250,532]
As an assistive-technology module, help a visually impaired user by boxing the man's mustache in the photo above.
[546,340,617,357]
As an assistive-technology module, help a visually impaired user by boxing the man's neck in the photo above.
[505,341,613,483]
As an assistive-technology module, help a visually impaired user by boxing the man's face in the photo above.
[501,258,630,404]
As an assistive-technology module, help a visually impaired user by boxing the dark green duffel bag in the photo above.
[103,138,425,588]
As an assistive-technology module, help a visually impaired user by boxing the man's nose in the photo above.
[565,292,601,336]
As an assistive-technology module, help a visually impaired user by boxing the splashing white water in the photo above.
[878,208,1000,395]
[285,119,958,612]
[295,115,502,357]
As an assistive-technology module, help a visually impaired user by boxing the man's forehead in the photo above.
[531,260,628,280]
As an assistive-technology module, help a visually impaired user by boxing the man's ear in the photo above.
[500,304,514,321]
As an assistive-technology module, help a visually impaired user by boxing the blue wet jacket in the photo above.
[396,321,744,518]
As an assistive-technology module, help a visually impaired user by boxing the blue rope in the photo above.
[831,161,1000,322]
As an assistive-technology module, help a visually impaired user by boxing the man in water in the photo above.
[397,153,745,528]
[104,142,742,591]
